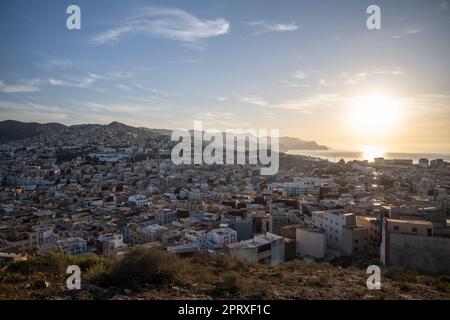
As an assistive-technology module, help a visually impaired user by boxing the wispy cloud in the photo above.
[247,21,300,35]
[195,112,236,120]
[393,27,423,39]
[48,74,96,89]
[373,67,404,76]
[215,96,228,102]
[92,7,230,44]
[84,102,165,114]
[340,72,367,85]
[46,72,134,91]
[0,99,68,122]
[169,58,200,64]
[117,84,132,91]
[0,79,41,93]
[271,94,343,114]
[292,70,307,80]
[36,58,73,70]
[279,81,311,88]
[318,78,334,88]
[405,27,423,35]
[240,96,268,106]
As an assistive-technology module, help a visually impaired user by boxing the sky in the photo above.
[0,0,449,153]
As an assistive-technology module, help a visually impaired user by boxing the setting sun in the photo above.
[347,94,402,138]
[362,145,385,161]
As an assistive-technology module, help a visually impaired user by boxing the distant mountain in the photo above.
[0,120,167,143]
[279,136,328,151]
[0,120,68,142]
[0,120,328,150]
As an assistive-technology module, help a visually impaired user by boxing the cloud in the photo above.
[117,84,132,91]
[36,58,73,70]
[92,7,230,44]
[84,102,165,114]
[0,79,41,93]
[373,67,404,76]
[318,78,334,88]
[133,84,181,97]
[195,112,236,120]
[405,27,423,35]
[340,72,367,85]
[281,81,311,88]
[0,99,68,122]
[169,58,200,64]
[392,27,423,39]
[292,70,307,80]
[215,96,228,102]
[247,21,299,34]
[48,75,96,89]
[270,94,344,114]
[240,96,268,106]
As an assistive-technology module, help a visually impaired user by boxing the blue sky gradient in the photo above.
[0,0,449,151]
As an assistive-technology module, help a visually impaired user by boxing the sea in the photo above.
[287,149,450,164]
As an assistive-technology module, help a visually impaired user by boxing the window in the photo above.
[412,227,418,233]
[355,239,359,244]
[393,225,399,231]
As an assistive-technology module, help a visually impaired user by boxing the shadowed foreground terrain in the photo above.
[1,248,449,300]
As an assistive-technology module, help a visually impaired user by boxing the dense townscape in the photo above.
[0,120,449,278]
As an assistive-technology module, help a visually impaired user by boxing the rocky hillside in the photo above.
[0,248,449,300]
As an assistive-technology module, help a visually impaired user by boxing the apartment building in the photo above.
[96,233,125,255]
[123,223,168,245]
[57,237,87,254]
[206,227,237,249]
[380,218,450,273]
[155,209,177,225]
[323,211,356,250]
[296,226,327,258]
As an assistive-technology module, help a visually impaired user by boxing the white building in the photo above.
[155,209,177,225]
[96,234,125,255]
[124,223,168,245]
[323,210,356,250]
[226,237,272,264]
[183,229,208,249]
[270,178,334,197]
[206,227,237,249]
[58,237,87,254]
[128,195,151,208]
[254,232,285,265]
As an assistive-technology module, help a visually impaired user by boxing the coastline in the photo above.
[287,149,450,163]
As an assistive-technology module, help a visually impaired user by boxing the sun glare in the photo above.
[362,145,385,161]
[347,94,401,137]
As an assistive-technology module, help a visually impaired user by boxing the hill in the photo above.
[0,120,328,150]
[0,248,448,300]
